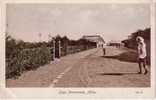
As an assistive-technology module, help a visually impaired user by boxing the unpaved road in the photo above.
[6,46,150,87]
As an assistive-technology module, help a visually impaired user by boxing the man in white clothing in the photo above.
[136,36,148,74]
[102,43,106,56]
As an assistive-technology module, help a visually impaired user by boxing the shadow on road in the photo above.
[97,72,138,76]
[101,51,138,63]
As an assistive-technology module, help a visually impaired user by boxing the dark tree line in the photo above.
[6,34,96,58]
[51,34,96,47]
[122,28,150,49]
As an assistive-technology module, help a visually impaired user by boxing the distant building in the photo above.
[108,40,123,47]
[82,35,105,48]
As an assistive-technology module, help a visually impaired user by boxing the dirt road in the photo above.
[6,46,150,87]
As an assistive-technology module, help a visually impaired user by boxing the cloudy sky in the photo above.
[6,4,150,42]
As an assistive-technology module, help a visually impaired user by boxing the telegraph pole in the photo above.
[38,33,42,42]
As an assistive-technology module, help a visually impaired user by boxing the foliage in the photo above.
[6,46,52,78]
[6,35,52,78]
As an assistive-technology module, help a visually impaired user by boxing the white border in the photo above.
[0,0,155,99]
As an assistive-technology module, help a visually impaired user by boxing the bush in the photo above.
[6,46,52,79]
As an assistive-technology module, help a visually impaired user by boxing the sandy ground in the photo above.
[6,46,150,87]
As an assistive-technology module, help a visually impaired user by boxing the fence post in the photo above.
[53,39,55,60]
[63,41,68,56]
[59,40,61,58]
[54,39,60,59]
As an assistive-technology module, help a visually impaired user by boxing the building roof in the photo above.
[82,35,105,43]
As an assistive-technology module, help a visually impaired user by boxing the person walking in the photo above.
[102,43,106,56]
[136,36,148,74]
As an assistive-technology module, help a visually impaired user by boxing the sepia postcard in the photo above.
[0,0,155,99]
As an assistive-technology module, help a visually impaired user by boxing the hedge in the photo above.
[6,46,52,78]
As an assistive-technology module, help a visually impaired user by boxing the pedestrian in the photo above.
[102,43,106,56]
[136,36,148,74]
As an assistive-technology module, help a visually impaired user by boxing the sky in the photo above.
[6,4,150,42]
